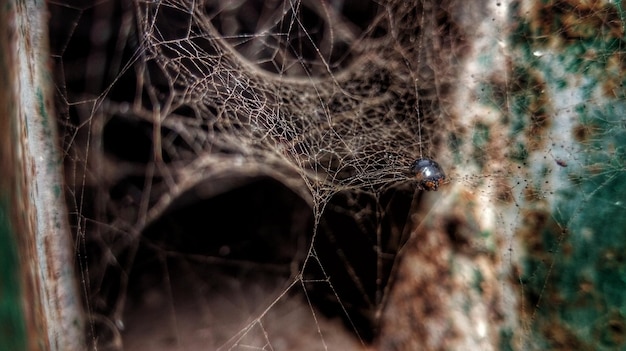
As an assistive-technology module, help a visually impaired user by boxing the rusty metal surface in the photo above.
[1,1,84,350]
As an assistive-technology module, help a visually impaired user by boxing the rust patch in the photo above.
[377,219,457,350]
[602,53,626,99]
[572,123,600,143]
[528,0,624,44]
[442,214,473,252]
[495,177,515,204]
[599,312,626,346]
[526,78,551,150]
[508,65,553,152]
[541,319,593,350]
[516,206,558,259]
[523,185,543,202]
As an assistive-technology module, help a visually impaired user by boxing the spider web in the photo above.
[48,0,626,350]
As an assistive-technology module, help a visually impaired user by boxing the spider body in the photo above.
[410,158,446,191]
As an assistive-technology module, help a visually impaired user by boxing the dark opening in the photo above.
[118,176,416,348]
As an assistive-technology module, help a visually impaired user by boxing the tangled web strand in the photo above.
[54,0,467,349]
[126,0,453,225]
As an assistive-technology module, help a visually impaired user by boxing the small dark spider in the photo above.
[410,158,446,191]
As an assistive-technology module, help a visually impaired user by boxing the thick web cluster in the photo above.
[122,0,455,207]
[48,0,495,349]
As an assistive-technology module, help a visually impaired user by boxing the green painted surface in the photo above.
[0,197,27,351]
[508,0,626,349]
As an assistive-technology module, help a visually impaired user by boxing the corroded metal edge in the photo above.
[3,1,85,350]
